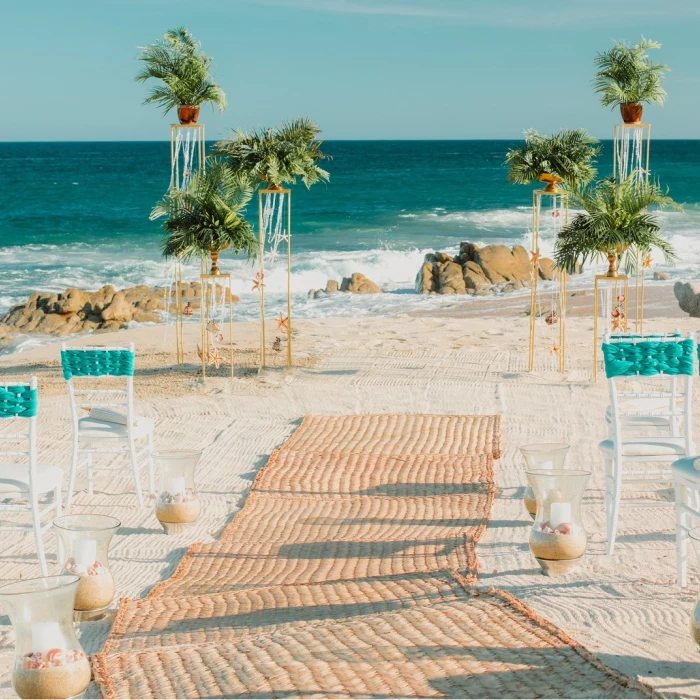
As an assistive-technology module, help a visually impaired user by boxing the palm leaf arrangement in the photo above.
[150,160,256,271]
[136,27,227,116]
[554,176,680,277]
[593,37,668,110]
[213,117,330,188]
[504,129,600,189]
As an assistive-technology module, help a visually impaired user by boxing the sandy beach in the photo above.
[0,282,698,697]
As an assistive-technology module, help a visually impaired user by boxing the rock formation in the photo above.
[415,241,569,295]
[674,281,700,317]
[0,282,239,349]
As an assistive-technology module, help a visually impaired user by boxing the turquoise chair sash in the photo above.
[0,385,38,419]
[61,349,135,380]
[602,338,695,378]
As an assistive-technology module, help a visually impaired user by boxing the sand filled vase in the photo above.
[54,514,120,621]
[526,469,590,576]
[519,443,570,518]
[0,576,91,699]
[154,450,202,533]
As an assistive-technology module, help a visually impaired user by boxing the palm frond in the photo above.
[212,117,331,188]
[151,159,256,262]
[504,128,600,187]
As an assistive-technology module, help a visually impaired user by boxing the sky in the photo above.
[3,0,700,141]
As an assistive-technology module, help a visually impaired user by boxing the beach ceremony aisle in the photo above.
[0,315,698,697]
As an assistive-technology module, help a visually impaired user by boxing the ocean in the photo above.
[2,140,700,323]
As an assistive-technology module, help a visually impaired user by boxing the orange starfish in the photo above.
[252,271,265,291]
[549,343,560,356]
[642,254,653,270]
[530,250,541,265]
[276,313,289,331]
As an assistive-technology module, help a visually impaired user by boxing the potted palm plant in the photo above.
[593,37,669,124]
[136,27,227,124]
[213,117,330,189]
[554,176,679,277]
[504,129,600,191]
[150,159,256,273]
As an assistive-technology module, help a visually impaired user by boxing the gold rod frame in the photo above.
[199,272,234,381]
[257,186,293,371]
[528,190,568,373]
[169,124,206,367]
[613,122,650,334]
[593,274,629,381]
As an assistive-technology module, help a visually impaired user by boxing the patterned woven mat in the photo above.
[92,413,651,698]
[94,574,651,699]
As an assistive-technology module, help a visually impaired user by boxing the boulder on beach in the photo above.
[416,241,578,296]
[339,273,383,294]
[674,281,700,317]
[654,271,670,281]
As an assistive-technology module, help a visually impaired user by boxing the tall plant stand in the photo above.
[593,274,629,381]
[257,184,292,371]
[613,122,650,333]
[173,257,185,365]
[528,189,568,372]
[199,272,234,380]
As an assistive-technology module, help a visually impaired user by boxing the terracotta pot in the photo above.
[620,103,643,124]
[178,105,200,125]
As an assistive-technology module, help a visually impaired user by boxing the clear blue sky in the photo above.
[4,0,700,141]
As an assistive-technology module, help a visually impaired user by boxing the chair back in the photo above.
[602,332,695,449]
[0,377,38,481]
[60,344,136,430]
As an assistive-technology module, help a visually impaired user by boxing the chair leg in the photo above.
[147,431,155,496]
[675,481,688,588]
[128,437,144,507]
[31,497,48,576]
[607,457,623,555]
[54,485,64,568]
[66,435,79,509]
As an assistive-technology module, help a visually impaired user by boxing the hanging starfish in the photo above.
[642,254,653,270]
[252,272,265,291]
[549,343,560,356]
[210,347,223,369]
[611,316,626,332]
[530,250,541,265]
[276,313,289,331]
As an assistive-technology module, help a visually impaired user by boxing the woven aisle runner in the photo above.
[93,414,652,698]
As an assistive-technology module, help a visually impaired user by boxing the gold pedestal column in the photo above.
[257,185,292,371]
[613,122,650,333]
[593,274,629,381]
[528,189,568,372]
[199,272,234,380]
[173,258,184,365]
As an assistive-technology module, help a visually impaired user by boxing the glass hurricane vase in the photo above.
[153,450,202,534]
[526,469,590,576]
[0,576,91,699]
[519,443,570,519]
[54,514,120,621]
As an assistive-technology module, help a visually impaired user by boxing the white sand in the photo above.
[0,286,699,697]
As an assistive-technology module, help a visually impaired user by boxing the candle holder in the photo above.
[54,514,120,621]
[0,575,91,699]
[153,450,202,534]
[519,443,570,519]
[689,527,700,649]
[526,469,590,576]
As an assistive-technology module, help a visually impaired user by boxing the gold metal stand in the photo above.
[199,272,234,380]
[593,274,629,381]
[173,258,184,365]
[613,122,650,333]
[528,189,568,372]
[257,185,292,371]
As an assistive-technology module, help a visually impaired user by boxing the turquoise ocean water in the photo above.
[2,140,700,324]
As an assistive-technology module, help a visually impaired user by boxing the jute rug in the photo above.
[92,413,653,698]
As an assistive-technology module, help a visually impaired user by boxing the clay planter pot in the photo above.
[620,103,643,124]
[177,105,200,125]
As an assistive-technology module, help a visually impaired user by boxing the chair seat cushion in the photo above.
[0,463,64,495]
[78,416,154,441]
[599,437,689,458]
[672,456,700,481]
